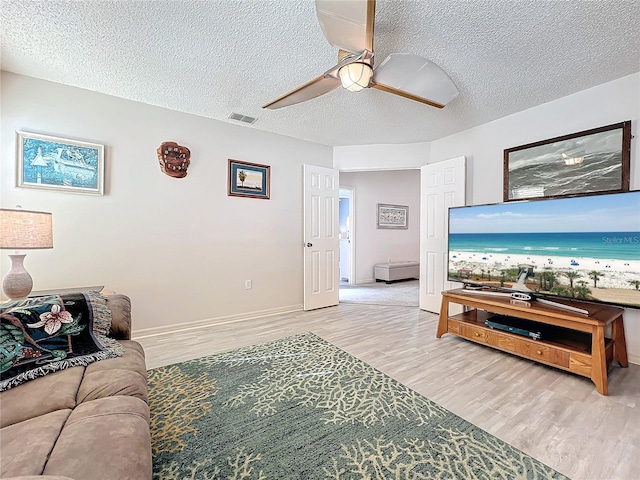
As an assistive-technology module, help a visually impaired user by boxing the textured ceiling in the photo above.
[1,0,639,147]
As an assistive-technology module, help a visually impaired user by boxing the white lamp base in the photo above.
[2,254,33,300]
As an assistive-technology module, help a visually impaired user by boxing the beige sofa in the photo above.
[0,294,152,480]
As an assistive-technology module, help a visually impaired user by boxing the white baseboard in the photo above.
[132,304,303,340]
[628,353,640,366]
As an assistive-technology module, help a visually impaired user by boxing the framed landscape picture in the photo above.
[228,159,270,199]
[503,121,631,201]
[16,131,105,195]
[377,203,408,229]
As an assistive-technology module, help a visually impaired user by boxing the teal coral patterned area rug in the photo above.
[148,333,568,480]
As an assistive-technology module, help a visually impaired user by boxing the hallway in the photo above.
[339,279,419,307]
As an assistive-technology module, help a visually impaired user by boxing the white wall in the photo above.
[0,72,333,334]
[334,142,430,171]
[340,170,421,284]
[430,73,640,205]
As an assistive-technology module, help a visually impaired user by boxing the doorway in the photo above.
[338,187,354,285]
[336,164,465,309]
[338,170,421,307]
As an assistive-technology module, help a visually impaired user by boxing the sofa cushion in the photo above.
[44,396,152,480]
[76,340,148,404]
[0,366,83,428]
[0,409,71,478]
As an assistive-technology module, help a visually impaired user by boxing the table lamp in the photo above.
[0,207,53,300]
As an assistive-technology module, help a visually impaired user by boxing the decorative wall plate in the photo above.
[157,141,190,178]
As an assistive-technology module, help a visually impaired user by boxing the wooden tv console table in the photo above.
[437,289,628,395]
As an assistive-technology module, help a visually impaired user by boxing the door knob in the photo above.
[306,242,313,247]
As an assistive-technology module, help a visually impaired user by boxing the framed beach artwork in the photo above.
[16,131,105,195]
[503,121,631,201]
[228,159,270,199]
[377,203,408,229]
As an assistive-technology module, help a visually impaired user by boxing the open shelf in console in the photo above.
[450,309,609,356]
[437,289,628,395]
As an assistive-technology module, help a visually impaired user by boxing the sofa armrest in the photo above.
[105,294,132,340]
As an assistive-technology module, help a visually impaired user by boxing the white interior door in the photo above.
[304,164,339,310]
[419,157,466,312]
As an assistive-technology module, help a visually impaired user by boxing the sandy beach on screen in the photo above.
[449,251,640,292]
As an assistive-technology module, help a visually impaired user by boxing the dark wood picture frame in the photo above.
[503,121,631,201]
[227,159,270,199]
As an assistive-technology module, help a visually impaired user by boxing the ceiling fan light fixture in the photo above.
[338,62,372,92]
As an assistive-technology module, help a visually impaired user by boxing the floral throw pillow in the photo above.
[0,292,123,392]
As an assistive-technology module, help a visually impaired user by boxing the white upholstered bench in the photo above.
[374,261,419,283]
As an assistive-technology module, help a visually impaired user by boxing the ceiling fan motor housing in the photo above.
[337,49,373,91]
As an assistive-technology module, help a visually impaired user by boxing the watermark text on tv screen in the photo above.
[601,236,639,244]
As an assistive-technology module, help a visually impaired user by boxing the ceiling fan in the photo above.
[263,0,459,110]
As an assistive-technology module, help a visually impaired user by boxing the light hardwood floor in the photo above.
[137,303,640,480]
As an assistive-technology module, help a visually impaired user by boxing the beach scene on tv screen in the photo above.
[448,192,640,308]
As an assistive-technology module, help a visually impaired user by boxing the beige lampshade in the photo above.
[0,208,53,249]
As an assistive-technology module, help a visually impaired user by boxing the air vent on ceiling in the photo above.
[228,112,258,125]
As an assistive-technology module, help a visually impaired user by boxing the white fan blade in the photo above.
[316,0,375,54]
[371,53,459,108]
[263,74,341,109]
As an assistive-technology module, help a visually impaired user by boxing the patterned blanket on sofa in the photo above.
[0,292,122,391]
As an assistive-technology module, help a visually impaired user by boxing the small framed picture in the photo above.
[377,203,408,229]
[228,159,270,199]
[16,131,105,195]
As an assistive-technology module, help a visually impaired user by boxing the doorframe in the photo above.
[339,186,356,285]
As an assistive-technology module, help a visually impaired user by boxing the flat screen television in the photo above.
[447,190,640,309]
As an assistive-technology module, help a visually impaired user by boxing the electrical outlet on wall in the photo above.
[245,280,252,290]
